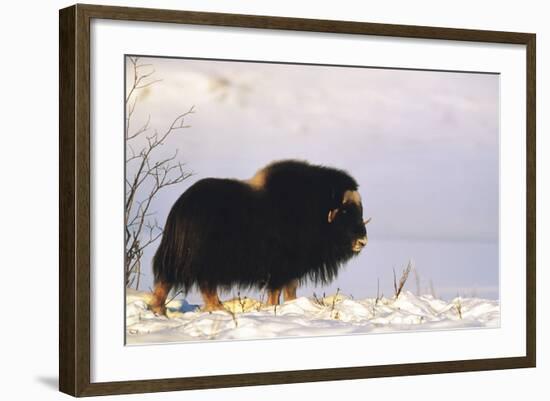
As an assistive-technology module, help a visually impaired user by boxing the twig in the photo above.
[375,278,381,305]
[330,288,340,312]
[165,289,184,308]
[393,267,398,296]
[394,260,412,299]
[235,291,248,313]
[455,296,463,319]
[225,307,239,328]
[312,292,325,306]
[331,288,341,319]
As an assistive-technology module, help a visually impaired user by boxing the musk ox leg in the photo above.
[267,288,281,306]
[200,285,225,312]
[149,280,172,316]
[283,279,299,302]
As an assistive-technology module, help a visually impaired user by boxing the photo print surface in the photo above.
[124,55,499,345]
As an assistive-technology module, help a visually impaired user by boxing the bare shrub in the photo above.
[124,56,194,288]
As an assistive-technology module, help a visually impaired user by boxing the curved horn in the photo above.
[328,209,338,223]
[364,217,372,225]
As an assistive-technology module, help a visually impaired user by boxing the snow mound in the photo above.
[125,289,500,344]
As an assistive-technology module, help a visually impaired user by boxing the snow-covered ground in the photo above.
[125,289,500,345]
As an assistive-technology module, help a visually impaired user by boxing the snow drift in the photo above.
[125,289,500,345]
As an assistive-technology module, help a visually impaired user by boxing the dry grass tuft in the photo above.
[393,260,412,299]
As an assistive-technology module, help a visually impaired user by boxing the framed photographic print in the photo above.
[59,4,536,397]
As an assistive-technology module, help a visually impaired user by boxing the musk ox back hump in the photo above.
[255,160,359,225]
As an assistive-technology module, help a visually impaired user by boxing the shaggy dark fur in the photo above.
[152,160,367,293]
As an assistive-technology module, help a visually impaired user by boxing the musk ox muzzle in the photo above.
[352,217,372,252]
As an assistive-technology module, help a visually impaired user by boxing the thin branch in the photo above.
[124,56,194,290]
[127,114,151,141]
[394,260,412,299]
[165,289,184,308]
[135,78,163,90]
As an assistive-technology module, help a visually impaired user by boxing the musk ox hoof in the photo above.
[149,302,167,316]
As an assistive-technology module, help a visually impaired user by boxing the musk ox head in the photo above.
[327,190,371,254]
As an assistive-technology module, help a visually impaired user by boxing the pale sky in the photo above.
[125,56,499,301]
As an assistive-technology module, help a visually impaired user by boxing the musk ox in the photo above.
[149,160,371,315]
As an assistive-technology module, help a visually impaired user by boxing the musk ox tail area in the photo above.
[151,192,191,291]
[152,178,269,294]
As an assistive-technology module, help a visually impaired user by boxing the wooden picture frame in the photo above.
[59,3,536,397]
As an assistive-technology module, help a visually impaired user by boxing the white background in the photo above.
[0,0,546,400]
